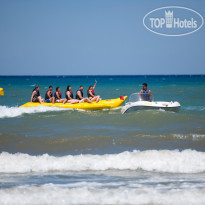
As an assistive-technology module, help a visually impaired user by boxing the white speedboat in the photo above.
[121,93,180,114]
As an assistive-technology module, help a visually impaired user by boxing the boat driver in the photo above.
[139,83,153,101]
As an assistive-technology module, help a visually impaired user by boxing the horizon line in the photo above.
[0,74,204,77]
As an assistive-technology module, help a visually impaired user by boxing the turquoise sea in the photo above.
[0,75,205,204]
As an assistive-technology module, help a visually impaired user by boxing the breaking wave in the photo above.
[0,149,205,174]
[183,106,205,111]
[0,184,204,205]
[173,134,205,139]
[0,106,68,118]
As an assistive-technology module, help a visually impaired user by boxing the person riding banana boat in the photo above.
[76,85,92,103]
[87,80,102,103]
[45,85,55,104]
[31,86,44,104]
[54,87,67,104]
[65,85,80,104]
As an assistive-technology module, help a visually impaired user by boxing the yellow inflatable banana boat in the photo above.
[20,96,127,110]
[0,88,4,96]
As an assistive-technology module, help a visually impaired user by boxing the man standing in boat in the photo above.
[139,83,153,101]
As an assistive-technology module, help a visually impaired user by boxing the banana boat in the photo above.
[0,88,4,95]
[20,96,127,110]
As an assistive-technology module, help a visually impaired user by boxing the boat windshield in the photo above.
[129,93,153,102]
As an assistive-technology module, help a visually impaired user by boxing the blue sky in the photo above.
[0,0,204,75]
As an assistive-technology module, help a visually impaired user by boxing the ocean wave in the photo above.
[0,105,120,118]
[183,106,205,111]
[173,134,205,140]
[0,150,205,174]
[0,184,204,205]
[0,106,68,118]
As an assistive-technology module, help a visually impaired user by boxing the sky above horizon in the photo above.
[0,0,204,75]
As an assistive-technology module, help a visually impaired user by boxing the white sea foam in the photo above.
[173,134,205,140]
[183,106,205,111]
[0,150,205,174]
[0,184,204,205]
[0,106,67,118]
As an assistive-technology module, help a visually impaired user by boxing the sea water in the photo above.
[0,75,205,204]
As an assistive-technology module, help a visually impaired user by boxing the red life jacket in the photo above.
[70,91,73,98]
[65,91,73,100]
[54,92,61,99]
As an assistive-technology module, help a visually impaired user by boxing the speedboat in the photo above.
[121,93,180,114]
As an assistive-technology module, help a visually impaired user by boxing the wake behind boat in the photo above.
[20,96,127,110]
[121,93,180,114]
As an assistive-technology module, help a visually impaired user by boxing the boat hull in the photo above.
[121,101,180,114]
[20,96,127,110]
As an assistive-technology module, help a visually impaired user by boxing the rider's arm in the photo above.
[66,91,72,100]
[138,90,143,97]
[47,91,50,98]
[93,80,97,89]
[56,92,60,99]
[77,91,83,99]
[149,90,153,101]
[31,91,35,102]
